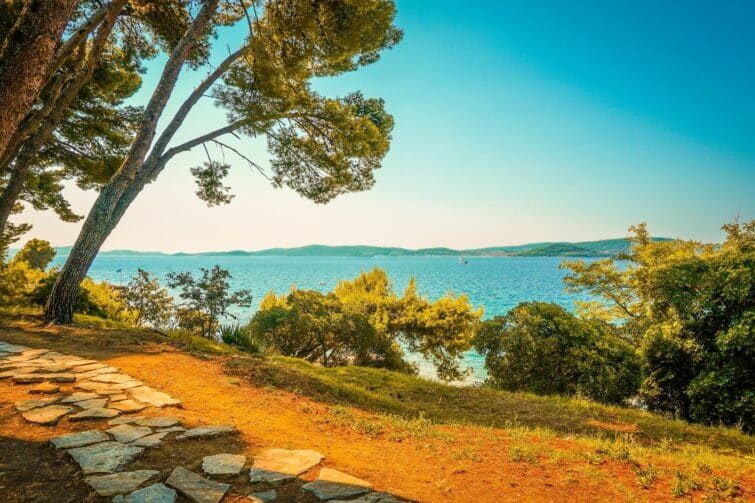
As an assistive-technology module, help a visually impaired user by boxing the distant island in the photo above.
[46,237,673,259]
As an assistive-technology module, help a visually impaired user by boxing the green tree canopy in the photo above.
[45,0,404,324]
[11,238,56,271]
[474,302,640,404]
[562,220,754,430]
[122,268,174,329]
[167,265,252,338]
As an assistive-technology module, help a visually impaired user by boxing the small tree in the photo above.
[166,265,251,338]
[122,269,173,329]
[11,238,56,270]
[474,302,640,404]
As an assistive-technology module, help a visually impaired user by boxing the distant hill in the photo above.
[511,243,596,257]
[37,237,672,259]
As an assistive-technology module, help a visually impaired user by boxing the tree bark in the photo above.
[0,1,124,237]
[0,0,78,160]
[45,0,220,324]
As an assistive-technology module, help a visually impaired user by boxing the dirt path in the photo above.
[0,323,751,502]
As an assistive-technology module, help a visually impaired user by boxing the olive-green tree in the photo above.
[474,302,640,405]
[562,220,754,430]
[122,269,174,328]
[167,265,251,338]
[11,238,56,271]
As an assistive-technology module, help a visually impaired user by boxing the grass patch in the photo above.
[225,355,755,455]
[166,329,238,355]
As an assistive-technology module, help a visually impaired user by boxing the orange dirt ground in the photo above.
[0,322,752,502]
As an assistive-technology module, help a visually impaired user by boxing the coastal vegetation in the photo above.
[250,268,481,379]
[0,219,752,433]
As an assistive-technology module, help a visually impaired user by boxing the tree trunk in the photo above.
[44,0,220,324]
[0,158,27,231]
[0,0,78,159]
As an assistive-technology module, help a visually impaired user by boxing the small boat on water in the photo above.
[458,254,468,264]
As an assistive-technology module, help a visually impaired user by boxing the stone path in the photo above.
[0,340,407,502]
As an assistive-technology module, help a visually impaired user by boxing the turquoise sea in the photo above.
[51,253,596,382]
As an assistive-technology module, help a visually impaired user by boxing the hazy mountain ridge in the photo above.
[41,238,672,259]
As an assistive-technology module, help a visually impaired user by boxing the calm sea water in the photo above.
[51,253,595,382]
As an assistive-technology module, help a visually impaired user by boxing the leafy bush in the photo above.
[0,260,46,306]
[122,269,173,328]
[249,268,481,379]
[167,265,251,338]
[11,239,56,271]
[28,272,134,323]
[220,323,265,355]
[562,219,754,430]
[474,302,640,404]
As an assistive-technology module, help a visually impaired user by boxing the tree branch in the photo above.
[145,47,247,165]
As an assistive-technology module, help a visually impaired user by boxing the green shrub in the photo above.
[220,323,265,355]
[474,302,640,405]
[28,272,134,323]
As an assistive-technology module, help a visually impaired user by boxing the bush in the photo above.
[561,219,755,431]
[249,289,409,371]
[11,239,56,271]
[474,302,640,404]
[28,272,134,323]
[122,269,173,328]
[0,260,45,306]
[220,323,265,355]
[167,265,251,338]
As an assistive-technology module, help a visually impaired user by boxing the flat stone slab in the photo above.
[158,426,186,433]
[0,342,28,353]
[166,467,230,503]
[113,483,177,503]
[62,392,100,403]
[177,425,237,440]
[76,398,109,409]
[73,363,108,372]
[301,468,372,501]
[248,490,277,503]
[91,373,135,384]
[70,407,121,421]
[110,399,147,413]
[131,431,169,448]
[76,381,116,392]
[30,382,60,394]
[67,441,144,474]
[112,381,143,390]
[16,397,60,412]
[109,416,146,426]
[333,493,404,503]
[249,469,295,485]
[33,364,72,373]
[76,367,119,379]
[136,416,180,428]
[0,368,30,379]
[86,470,159,496]
[110,394,129,402]
[202,453,246,475]
[51,430,110,449]
[129,386,181,407]
[251,448,324,477]
[12,372,75,383]
[107,424,153,443]
[21,404,73,425]
[68,359,99,367]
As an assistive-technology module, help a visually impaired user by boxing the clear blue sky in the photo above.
[21,0,755,251]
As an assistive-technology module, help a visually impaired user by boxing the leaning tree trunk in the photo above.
[44,0,220,324]
[0,0,78,159]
